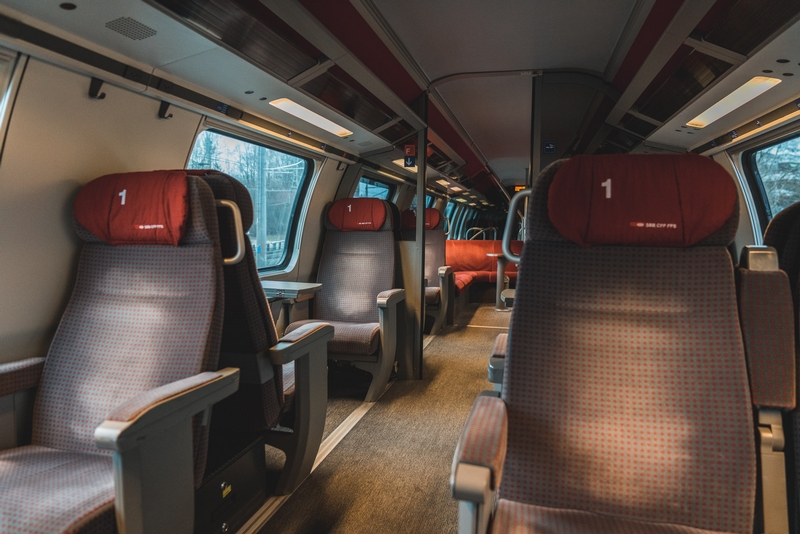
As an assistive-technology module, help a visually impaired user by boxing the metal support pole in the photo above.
[412,93,428,380]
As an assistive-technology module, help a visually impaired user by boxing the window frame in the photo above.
[186,125,318,273]
[742,130,800,234]
[353,174,397,201]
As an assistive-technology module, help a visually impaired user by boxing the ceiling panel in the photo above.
[437,75,532,183]
[370,0,638,81]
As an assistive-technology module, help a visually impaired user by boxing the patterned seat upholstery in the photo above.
[453,155,760,534]
[400,208,451,333]
[0,171,225,533]
[285,198,404,402]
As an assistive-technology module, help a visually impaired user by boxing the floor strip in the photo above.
[237,384,392,533]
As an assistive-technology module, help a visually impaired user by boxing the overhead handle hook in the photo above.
[88,77,106,100]
[158,101,173,120]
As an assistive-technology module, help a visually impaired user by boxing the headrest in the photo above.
[326,198,392,231]
[547,154,737,248]
[74,170,188,245]
[400,208,442,230]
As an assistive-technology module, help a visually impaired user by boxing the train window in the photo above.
[747,134,800,227]
[187,129,311,270]
[354,176,394,200]
[409,193,432,210]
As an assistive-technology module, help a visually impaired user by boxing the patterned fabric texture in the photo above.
[453,395,507,488]
[198,172,285,433]
[0,357,45,397]
[32,177,223,490]
[503,242,755,533]
[528,159,739,248]
[491,500,735,534]
[286,319,380,356]
[492,334,507,359]
[0,445,115,534]
[107,372,222,422]
[315,230,395,324]
[737,268,795,409]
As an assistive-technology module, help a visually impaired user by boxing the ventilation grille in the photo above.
[105,17,157,41]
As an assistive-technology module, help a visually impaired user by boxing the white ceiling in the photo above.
[369,0,638,184]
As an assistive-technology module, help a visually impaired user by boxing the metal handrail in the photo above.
[467,227,498,240]
[503,189,531,263]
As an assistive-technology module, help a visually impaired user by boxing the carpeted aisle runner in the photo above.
[261,304,506,533]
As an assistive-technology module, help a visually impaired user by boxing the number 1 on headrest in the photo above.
[119,189,127,206]
[601,179,611,199]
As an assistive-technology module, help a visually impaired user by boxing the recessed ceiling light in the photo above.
[436,179,450,187]
[450,186,463,192]
[392,158,418,173]
[270,98,353,137]
[468,202,477,206]
[686,76,781,128]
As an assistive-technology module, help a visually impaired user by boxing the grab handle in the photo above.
[502,189,531,264]
[216,199,246,265]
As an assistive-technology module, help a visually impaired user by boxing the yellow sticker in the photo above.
[222,485,232,498]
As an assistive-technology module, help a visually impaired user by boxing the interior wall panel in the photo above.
[0,58,202,364]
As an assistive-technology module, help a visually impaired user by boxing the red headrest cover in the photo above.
[548,154,736,248]
[74,170,189,245]
[327,198,387,231]
[400,208,442,230]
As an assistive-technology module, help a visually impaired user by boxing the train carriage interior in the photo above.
[4,0,800,533]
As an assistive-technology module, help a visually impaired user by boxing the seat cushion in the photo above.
[0,445,115,533]
[425,286,441,305]
[286,319,380,356]
[492,500,734,534]
[455,272,477,297]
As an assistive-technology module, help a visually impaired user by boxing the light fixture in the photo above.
[450,186,463,192]
[436,179,450,187]
[469,202,477,206]
[392,158,418,173]
[270,98,353,137]
[469,195,477,199]
[454,198,467,203]
[686,76,781,128]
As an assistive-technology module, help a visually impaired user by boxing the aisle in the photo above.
[259,303,508,533]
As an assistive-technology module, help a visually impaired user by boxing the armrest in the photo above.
[0,357,45,397]
[452,392,508,499]
[94,367,239,453]
[377,288,405,308]
[271,322,334,365]
[438,265,453,278]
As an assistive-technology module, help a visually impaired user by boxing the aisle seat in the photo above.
[0,171,239,533]
[195,171,333,497]
[285,198,404,402]
[400,207,453,334]
[445,240,523,296]
[452,154,787,534]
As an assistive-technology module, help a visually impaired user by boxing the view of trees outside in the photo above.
[188,130,308,268]
[754,136,800,218]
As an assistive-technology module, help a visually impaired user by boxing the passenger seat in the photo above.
[285,198,405,402]
[452,154,786,533]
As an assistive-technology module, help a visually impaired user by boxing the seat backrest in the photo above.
[316,198,396,323]
[196,171,285,430]
[503,154,755,532]
[764,202,800,306]
[401,208,445,286]
[33,171,223,483]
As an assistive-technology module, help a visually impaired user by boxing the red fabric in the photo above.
[446,240,523,276]
[454,272,476,297]
[548,155,736,248]
[327,198,386,231]
[400,208,442,230]
[74,170,188,246]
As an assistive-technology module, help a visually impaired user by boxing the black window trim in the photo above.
[187,127,315,273]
